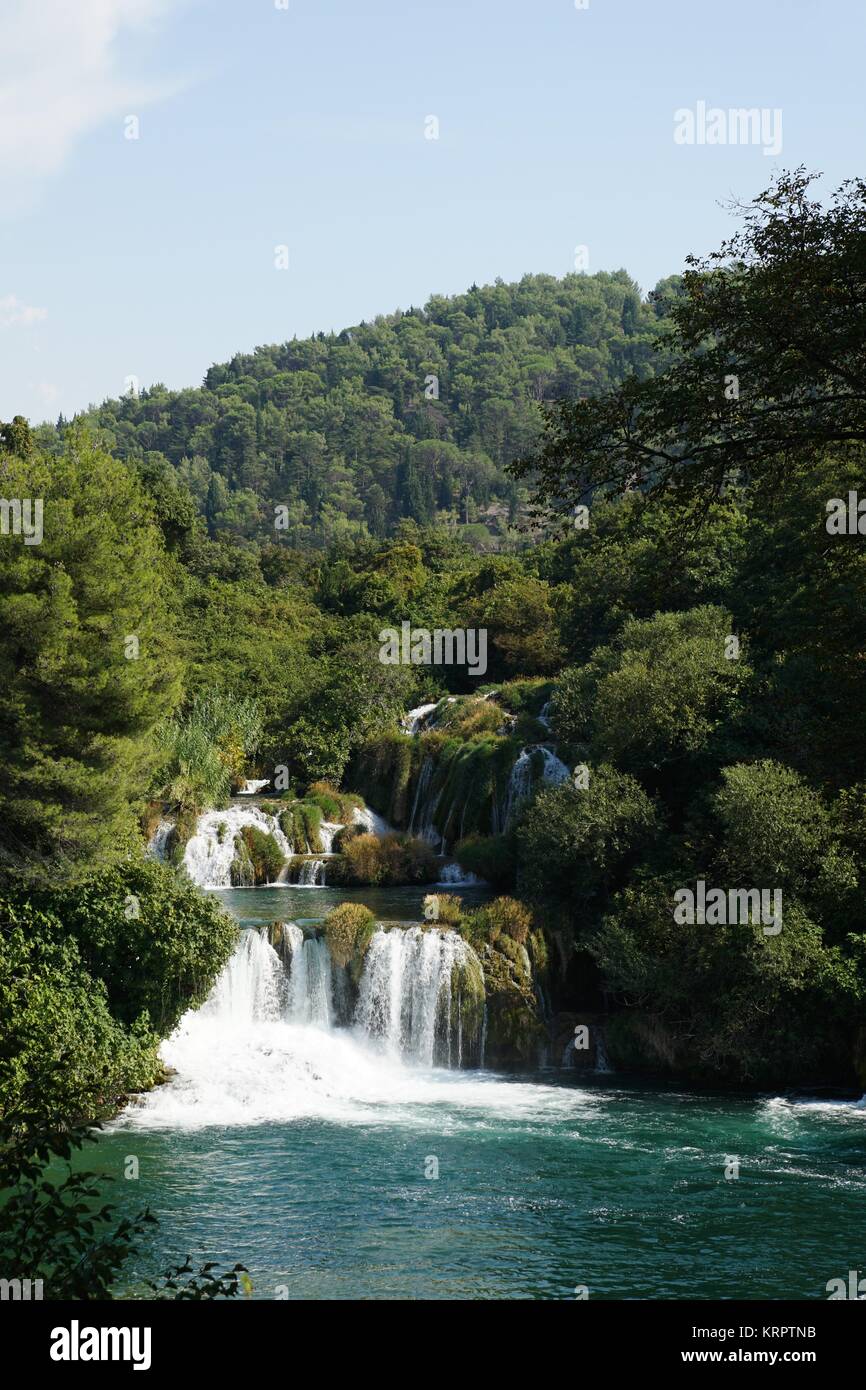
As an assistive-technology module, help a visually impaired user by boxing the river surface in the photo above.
[98,884,866,1300]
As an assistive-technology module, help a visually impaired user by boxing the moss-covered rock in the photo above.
[478,937,544,1068]
[229,826,285,886]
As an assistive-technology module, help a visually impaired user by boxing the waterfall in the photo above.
[408,758,444,849]
[147,819,175,862]
[436,861,483,886]
[352,805,392,837]
[182,807,351,887]
[504,745,572,827]
[354,926,482,1066]
[183,806,292,888]
[238,778,270,795]
[203,928,285,1024]
[282,924,334,1027]
[296,858,326,886]
[594,1031,613,1074]
[402,702,440,735]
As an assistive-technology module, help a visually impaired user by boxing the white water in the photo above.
[402,702,440,735]
[504,745,571,827]
[147,819,175,862]
[436,861,483,886]
[120,923,513,1131]
[238,778,270,795]
[352,804,392,837]
[202,928,285,1024]
[283,924,334,1026]
[183,806,293,888]
[296,858,326,886]
[354,926,475,1066]
[407,757,444,849]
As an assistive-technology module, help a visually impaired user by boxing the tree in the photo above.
[512,170,866,524]
[516,766,660,925]
[0,427,182,884]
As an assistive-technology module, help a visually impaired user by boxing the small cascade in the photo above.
[238,778,270,795]
[504,745,572,827]
[183,806,292,888]
[352,805,392,837]
[504,749,534,827]
[594,1030,613,1074]
[402,702,440,735]
[147,819,175,862]
[204,928,285,1024]
[408,758,444,850]
[354,926,483,1066]
[282,924,334,1027]
[436,861,483,886]
[318,821,344,855]
[296,858,326,886]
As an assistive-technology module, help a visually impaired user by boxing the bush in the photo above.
[0,911,160,1126]
[36,859,239,1036]
[484,897,533,945]
[454,833,515,887]
[338,833,438,886]
[305,782,363,823]
[424,892,463,927]
[322,903,377,969]
[516,765,660,926]
[234,827,285,886]
[461,896,532,948]
[156,691,263,814]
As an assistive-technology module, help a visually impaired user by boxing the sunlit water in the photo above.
[97,886,866,1300]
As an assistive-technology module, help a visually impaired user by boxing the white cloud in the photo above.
[0,0,188,209]
[0,293,47,328]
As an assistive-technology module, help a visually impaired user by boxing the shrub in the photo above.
[322,903,376,969]
[157,691,263,814]
[461,896,532,948]
[484,896,533,946]
[39,859,239,1035]
[235,827,285,886]
[306,782,363,823]
[454,833,515,888]
[425,892,463,927]
[339,832,438,886]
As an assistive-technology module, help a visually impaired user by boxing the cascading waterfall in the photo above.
[282,924,334,1026]
[436,861,482,886]
[354,926,482,1066]
[408,757,444,849]
[181,806,374,888]
[203,928,285,1024]
[183,806,293,888]
[402,702,440,735]
[296,858,326,886]
[504,745,572,827]
[147,819,175,862]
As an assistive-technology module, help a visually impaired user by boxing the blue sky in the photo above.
[1,0,864,424]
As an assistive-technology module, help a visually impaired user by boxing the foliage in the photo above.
[454,833,515,887]
[0,425,182,885]
[321,903,377,969]
[336,832,438,886]
[156,691,262,813]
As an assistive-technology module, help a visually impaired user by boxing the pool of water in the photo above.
[96,885,865,1301]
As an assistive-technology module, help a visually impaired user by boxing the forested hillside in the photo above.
[36,271,674,548]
